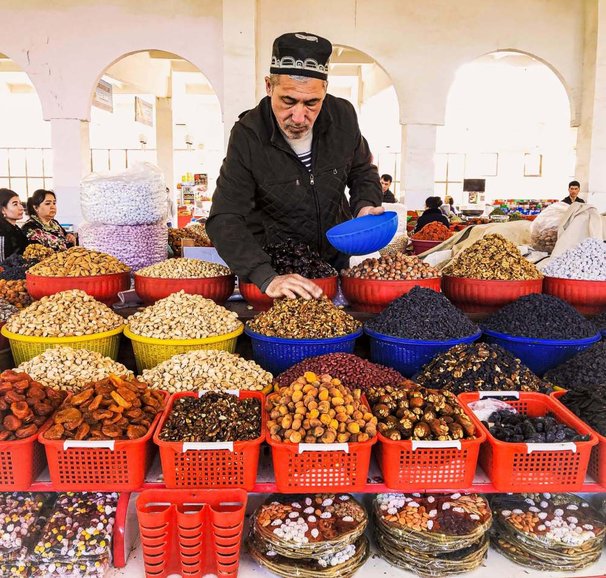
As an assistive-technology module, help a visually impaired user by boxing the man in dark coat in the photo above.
[561,180,585,205]
[206,32,383,299]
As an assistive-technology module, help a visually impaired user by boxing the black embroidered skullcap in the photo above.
[270,32,332,80]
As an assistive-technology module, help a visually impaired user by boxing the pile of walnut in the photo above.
[366,384,477,441]
[0,370,67,440]
[267,372,377,444]
[42,374,165,441]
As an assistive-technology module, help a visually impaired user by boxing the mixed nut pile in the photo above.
[0,370,67,440]
[417,343,545,394]
[141,349,273,393]
[158,392,261,443]
[27,247,130,277]
[43,375,165,441]
[248,298,360,339]
[366,286,479,340]
[0,299,18,323]
[367,384,477,441]
[341,253,440,281]
[16,347,132,391]
[127,290,241,339]
[136,258,231,279]
[267,372,377,444]
[5,290,124,337]
[443,234,543,280]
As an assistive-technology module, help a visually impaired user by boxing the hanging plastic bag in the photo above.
[81,162,168,225]
[530,202,570,253]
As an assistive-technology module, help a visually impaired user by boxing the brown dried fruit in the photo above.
[75,423,90,440]
[88,394,103,412]
[54,408,82,424]
[10,401,31,420]
[44,424,65,440]
[33,401,54,416]
[15,424,37,439]
[101,425,121,438]
[3,415,22,431]
[126,425,147,439]
[71,389,94,406]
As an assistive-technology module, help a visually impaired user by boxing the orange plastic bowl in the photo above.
[134,273,235,305]
[341,276,442,313]
[442,275,543,315]
[26,271,130,306]
[543,276,606,315]
[411,239,446,255]
[240,276,338,311]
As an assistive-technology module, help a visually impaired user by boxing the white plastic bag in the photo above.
[81,162,168,225]
[78,222,168,272]
[530,202,569,253]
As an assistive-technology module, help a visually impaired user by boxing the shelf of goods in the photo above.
[2,299,605,578]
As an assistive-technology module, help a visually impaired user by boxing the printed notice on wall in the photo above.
[93,79,113,113]
[135,96,154,127]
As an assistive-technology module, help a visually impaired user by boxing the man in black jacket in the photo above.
[206,32,383,299]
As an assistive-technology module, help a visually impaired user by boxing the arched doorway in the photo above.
[330,45,401,198]
[0,52,52,201]
[89,50,223,220]
[436,51,573,209]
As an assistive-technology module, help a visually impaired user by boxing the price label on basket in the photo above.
[182,442,235,452]
[298,443,349,453]
[526,442,577,453]
[197,389,240,397]
[411,440,462,451]
[478,391,520,399]
[63,440,116,451]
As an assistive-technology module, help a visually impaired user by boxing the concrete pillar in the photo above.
[576,0,606,210]
[155,96,174,198]
[50,118,90,228]
[222,0,257,146]
[399,123,438,210]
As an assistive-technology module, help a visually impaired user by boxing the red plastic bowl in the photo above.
[543,276,606,315]
[26,271,131,306]
[442,275,543,315]
[240,276,338,311]
[411,239,447,255]
[341,276,442,313]
[134,273,235,305]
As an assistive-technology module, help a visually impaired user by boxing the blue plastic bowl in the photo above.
[326,212,398,255]
[365,327,482,377]
[482,328,602,376]
[244,327,363,375]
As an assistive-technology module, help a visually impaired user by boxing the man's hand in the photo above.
[357,206,385,217]
[265,274,324,300]
[66,233,77,245]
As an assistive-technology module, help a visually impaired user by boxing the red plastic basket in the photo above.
[442,276,543,314]
[551,390,606,486]
[341,276,441,313]
[26,271,130,306]
[411,238,446,255]
[0,422,49,490]
[543,276,606,315]
[240,276,338,311]
[38,391,167,491]
[376,402,486,490]
[458,391,597,492]
[137,489,247,578]
[154,391,265,490]
[134,273,236,305]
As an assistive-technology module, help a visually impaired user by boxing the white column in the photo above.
[155,96,174,197]
[576,0,606,211]
[400,123,438,210]
[222,0,257,146]
[50,118,90,229]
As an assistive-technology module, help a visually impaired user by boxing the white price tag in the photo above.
[526,442,577,453]
[298,443,349,454]
[63,440,115,451]
[478,391,520,399]
[182,442,234,452]
[411,440,462,451]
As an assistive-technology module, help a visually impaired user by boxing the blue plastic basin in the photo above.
[482,328,602,376]
[244,327,363,376]
[326,212,398,255]
[365,327,482,377]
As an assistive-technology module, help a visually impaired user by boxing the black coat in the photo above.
[413,208,450,233]
[383,190,396,203]
[0,218,27,261]
[561,196,585,205]
[206,94,382,289]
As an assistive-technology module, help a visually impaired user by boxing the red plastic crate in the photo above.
[551,390,606,486]
[0,423,49,490]
[376,402,486,490]
[154,391,265,490]
[38,391,167,491]
[134,273,236,306]
[137,489,247,578]
[458,391,597,492]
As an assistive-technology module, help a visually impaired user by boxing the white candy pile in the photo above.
[543,238,606,280]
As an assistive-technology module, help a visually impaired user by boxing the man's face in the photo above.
[569,185,580,200]
[266,75,327,139]
[380,178,391,193]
